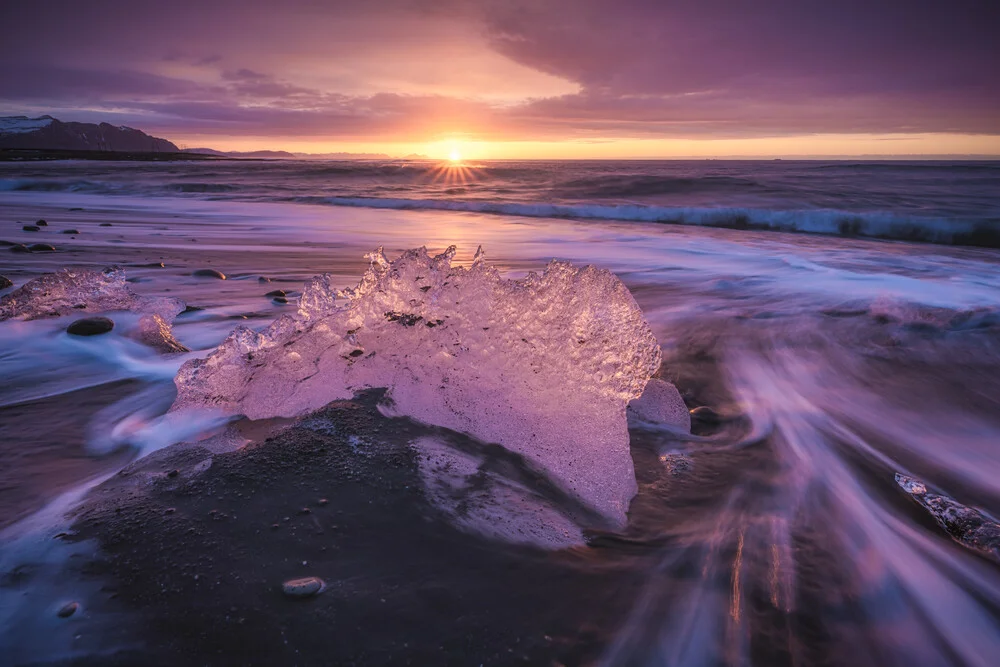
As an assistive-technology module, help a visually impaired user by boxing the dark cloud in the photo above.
[0,0,997,142]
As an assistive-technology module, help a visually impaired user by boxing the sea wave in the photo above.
[313,196,1000,247]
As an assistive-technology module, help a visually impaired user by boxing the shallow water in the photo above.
[1,187,1000,665]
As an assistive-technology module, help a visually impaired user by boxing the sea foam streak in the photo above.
[173,246,662,532]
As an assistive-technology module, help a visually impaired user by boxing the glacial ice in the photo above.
[895,473,1000,560]
[0,267,182,323]
[173,246,661,530]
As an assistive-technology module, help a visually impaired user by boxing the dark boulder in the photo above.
[0,276,12,290]
[10,244,30,253]
[22,225,39,232]
[60,229,80,235]
[28,243,56,252]
[67,316,114,336]
[265,289,286,297]
[36,219,48,226]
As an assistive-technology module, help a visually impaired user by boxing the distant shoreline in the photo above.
[0,148,228,162]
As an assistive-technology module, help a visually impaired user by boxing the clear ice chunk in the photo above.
[895,473,1000,561]
[173,246,661,529]
[0,267,182,322]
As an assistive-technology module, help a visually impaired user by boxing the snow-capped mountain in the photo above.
[0,115,179,152]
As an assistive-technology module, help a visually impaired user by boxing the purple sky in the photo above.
[1,0,997,155]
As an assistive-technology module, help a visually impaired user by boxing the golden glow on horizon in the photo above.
[449,148,462,162]
[174,133,1000,160]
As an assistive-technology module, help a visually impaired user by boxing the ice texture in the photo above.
[0,267,182,322]
[895,473,1000,561]
[628,378,691,432]
[413,436,585,549]
[174,246,661,529]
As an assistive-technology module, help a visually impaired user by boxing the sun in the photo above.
[448,148,462,162]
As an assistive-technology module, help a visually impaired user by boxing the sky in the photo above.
[1,0,998,158]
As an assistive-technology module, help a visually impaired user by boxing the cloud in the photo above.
[0,0,996,143]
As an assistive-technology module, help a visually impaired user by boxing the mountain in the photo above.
[184,147,392,159]
[294,152,391,160]
[0,115,178,152]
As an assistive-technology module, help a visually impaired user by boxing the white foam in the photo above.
[174,246,661,531]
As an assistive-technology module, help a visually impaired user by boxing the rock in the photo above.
[265,290,286,297]
[99,223,113,227]
[28,243,56,252]
[67,316,115,336]
[282,577,325,598]
[9,244,31,253]
[22,225,39,232]
[317,498,329,506]
[628,379,690,431]
[181,305,204,314]
[36,219,48,226]
[167,469,179,478]
[0,240,15,246]
[272,296,288,305]
[60,229,80,235]
[192,269,226,280]
[0,276,12,290]
[690,406,722,426]
[57,602,79,618]
[258,276,272,284]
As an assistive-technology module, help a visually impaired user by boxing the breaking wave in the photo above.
[316,197,1000,247]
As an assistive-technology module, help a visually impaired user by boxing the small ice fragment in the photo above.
[628,378,690,432]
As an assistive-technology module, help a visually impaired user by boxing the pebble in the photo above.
[192,269,227,280]
[60,229,80,235]
[67,316,115,336]
[57,602,79,618]
[281,577,325,598]
[258,276,272,283]
[272,296,288,305]
[22,225,39,232]
[10,244,30,253]
[317,498,329,506]
[690,406,722,425]
[167,469,179,478]
[28,243,56,252]
[35,219,47,226]
[0,275,12,290]
[265,289,287,297]
[99,223,113,227]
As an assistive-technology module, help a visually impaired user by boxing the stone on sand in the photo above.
[28,243,56,252]
[22,225,39,232]
[282,577,325,598]
[0,276,12,290]
[192,269,226,280]
[56,602,79,618]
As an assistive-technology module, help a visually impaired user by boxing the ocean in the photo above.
[0,158,999,665]
[2,158,999,245]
